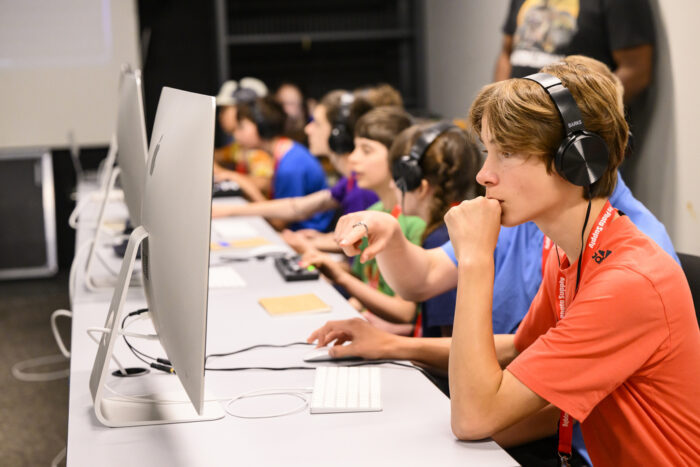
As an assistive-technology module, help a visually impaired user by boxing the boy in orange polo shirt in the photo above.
[442,60,700,465]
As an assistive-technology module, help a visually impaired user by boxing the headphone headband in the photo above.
[406,121,456,160]
[393,121,457,192]
[522,72,609,187]
[523,73,585,135]
[232,86,258,105]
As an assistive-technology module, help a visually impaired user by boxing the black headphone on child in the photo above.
[392,121,457,193]
[523,72,609,187]
[328,92,355,155]
[233,87,276,140]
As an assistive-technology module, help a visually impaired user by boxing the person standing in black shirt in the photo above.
[494,0,655,103]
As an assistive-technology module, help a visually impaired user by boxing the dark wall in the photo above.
[138,0,220,138]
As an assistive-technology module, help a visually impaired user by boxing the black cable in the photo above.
[205,359,436,384]
[575,198,592,293]
[121,308,160,367]
[121,318,433,383]
[206,342,312,362]
[206,366,316,372]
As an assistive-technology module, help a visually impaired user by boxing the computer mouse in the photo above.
[303,346,360,362]
[219,243,291,260]
[248,244,292,257]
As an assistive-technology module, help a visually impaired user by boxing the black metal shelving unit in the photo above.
[214,0,425,109]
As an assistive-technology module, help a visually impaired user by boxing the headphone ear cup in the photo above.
[329,123,353,154]
[250,104,274,140]
[392,156,422,192]
[556,131,609,187]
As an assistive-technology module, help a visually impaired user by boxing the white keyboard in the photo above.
[208,266,246,288]
[212,219,259,240]
[310,366,382,414]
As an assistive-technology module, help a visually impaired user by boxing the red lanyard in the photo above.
[554,200,615,464]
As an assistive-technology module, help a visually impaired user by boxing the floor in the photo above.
[0,271,71,467]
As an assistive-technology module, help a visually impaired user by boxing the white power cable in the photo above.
[68,197,91,229]
[68,190,124,229]
[10,309,73,382]
[12,233,89,383]
[103,382,313,420]
[86,328,128,376]
[50,446,66,467]
[224,388,313,419]
[11,354,69,382]
[69,239,94,305]
[51,309,72,358]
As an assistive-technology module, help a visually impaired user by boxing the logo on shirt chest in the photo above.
[592,249,612,264]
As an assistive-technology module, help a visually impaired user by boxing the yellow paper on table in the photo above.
[211,236,271,250]
[258,293,331,316]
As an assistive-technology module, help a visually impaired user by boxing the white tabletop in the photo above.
[65,186,516,466]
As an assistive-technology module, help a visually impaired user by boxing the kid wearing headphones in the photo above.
[284,85,405,253]
[311,59,700,465]
[213,78,274,202]
[300,106,425,328]
[212,95,333,232]
[386,121,481,336]
[304,121,482,335]
[211,89,378,239]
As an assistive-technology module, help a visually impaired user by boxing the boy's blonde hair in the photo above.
[469,57,628,199]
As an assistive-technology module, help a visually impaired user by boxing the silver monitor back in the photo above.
[116,70,148,226]
[141,87,215,413]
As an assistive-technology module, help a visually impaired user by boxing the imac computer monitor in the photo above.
[115,69,148,226]
[83,69,148,290]
[90,86,222,426]
[140,86,215,413]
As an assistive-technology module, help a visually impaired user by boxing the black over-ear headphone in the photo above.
[328,92,355,155]
[233,88,276,139]
[392,121,457,193]
[523,72,609,187]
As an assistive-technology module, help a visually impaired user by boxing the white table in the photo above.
[65,187,517,466]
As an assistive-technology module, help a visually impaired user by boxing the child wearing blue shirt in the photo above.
[212,95,332,232]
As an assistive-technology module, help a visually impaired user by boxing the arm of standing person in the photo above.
[607,0,656,103]
[613,45,653,103]
[494,35,514,82]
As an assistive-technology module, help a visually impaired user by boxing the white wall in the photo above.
[424,0,508,120]
[628,0,700,255]
[424,0,700,255]
[0,0,141,149]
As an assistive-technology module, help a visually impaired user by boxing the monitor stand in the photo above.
[68,132,119,229]
[88,226,224,427]
[82,165,142,292]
